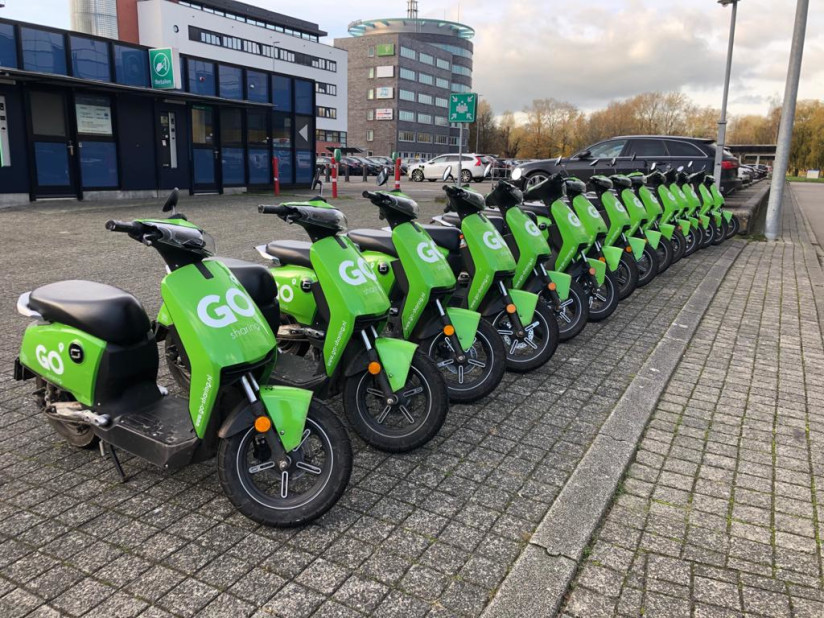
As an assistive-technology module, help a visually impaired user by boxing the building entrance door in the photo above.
[29,90,79,198]
[191,105,219,193]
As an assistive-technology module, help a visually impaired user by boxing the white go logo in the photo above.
[197,288,256,328]
[339,258,378,286]
[416,240,441,263]
[36,344,64,375]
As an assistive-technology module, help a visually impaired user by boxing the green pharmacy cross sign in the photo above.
[449,93,477,123]
[149,48,176,90]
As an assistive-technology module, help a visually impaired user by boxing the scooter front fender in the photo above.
[722,210,733,223]
[602,245,623,272]
[658,222,675,240]
[547,270,571,302]
[586,258,607,287]
[642,230,660,251]
[628,236,647,259]
[375,337,417,392]
[677,218,691,235]
[218,386,311,452]
[445,307,481,352]
[698,214,710,228]
[508,289,539,325]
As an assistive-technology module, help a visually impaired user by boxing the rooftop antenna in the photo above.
[407,0,418,19]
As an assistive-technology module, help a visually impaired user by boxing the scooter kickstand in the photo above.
[100,441,128,483]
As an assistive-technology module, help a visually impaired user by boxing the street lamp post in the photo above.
[475,94,482,152]
[714,0,740,187]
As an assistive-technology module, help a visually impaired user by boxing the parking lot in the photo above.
[0,185,749,617]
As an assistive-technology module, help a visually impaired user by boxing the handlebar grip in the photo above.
[258,204,294,215]
[362,191,377,200]
[105,220,141,234]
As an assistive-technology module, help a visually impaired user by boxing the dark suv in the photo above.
[513,136,741,195]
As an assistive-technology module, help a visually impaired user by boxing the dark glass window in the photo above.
[219,65,242,100]
[247,110,268,146]
[114,45,149,87]
[188,59,215,96]
[21,28,67,75]
[272,75,292,112]
[70,36,110,81]
[295,151,313,183]
[665,140,705,157]
[246,70,268,103]
[248,148,270,184]
[79,141,118,187]
[585,139,628,159]
[222,147,244,185]
[274,149,293,184]
[191,107,214,145]
[272,113,292,147]
[221,108,243,145]
[294,79,312,114]
[626,139,667,157]
[0,23,17,69]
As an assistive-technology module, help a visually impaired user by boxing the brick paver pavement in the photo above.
[563,184,824,617]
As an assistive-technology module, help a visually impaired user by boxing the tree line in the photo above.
[467,92,824,174]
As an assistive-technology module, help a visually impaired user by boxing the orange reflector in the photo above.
[459,234,464,240]
[506,303,517,314]
[625,246,632,252]
[443,324,455,336]
[589,268,596,275]
[598,257,606,262]
[254,416,272,433]
[368,361,382,375]
[548,282,557,291]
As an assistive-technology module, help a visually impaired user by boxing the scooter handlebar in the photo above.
[105,220,143,234]
[258,204,298,216]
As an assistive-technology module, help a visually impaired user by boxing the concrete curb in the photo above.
[790,184,824,346]
[727,181,770,234]
[482,240,746,618]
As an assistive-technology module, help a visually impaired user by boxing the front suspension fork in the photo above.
[434,298,468,364]
[535,263,563,310]
[241,373,290,468]
[360,328,399,406]
[498,281,527,339]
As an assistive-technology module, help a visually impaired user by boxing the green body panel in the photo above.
[698,214,710,228]
[547,270,571,301]
[586,258,607,286]
[657,186,681,224]
[392,222,456,338]
[669,184,691,218]
[550,200,591,271]
[658,222,675,240]
[637,186,663,229]
[374,337,416,392]
[270,265,318,326]
[157,303,172,327]
[508,289,538,325]
[310,236,391,376]
[678,218,692,235]
[445,307,481,352]
[259,385,312,452]
[360,251,396,298]
[620,188,648,237]
[602,245,623,272]
[628,236,647,259]
[682,184,702,213]
[643,229,661,250]
[722,210,733,222]
[161,260,275,437]
[710,184,725,208]
[461,213,517,312]
[600,192,631,246]
[506,207,551,289]
[19,323,106,406]
[698,185,714,214]
[536,215,551,242]
[572,194,608,238]
[714,212,723,226]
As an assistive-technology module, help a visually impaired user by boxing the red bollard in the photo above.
[332,162,338,198]
[394,157,401,191]
[272,157,280,196]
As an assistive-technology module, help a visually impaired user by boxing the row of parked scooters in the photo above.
[12,157,738,528]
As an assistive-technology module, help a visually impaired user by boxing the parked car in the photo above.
[347,155,381,176]
[738,165,754,184]
[510,135,742,195]
[339,156,364,175]
[481,155,509,179]
[408,153,489,183]
[368,156,408,175]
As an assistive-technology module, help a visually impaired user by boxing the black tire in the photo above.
[654,236,673,274]
[717,217,729,243]
[710,219,724,246]
[725,214,740,238]
[670,228,686,264]
[582,271,619,322]
[699,223,713,249]
[37,379,99,449]
[526,172,549,190]
[637,243,660,287]
[411,169,424,182]
[424,318,505,403]
[460,169,472,183]
[165,326,191,391]
[343,351,448,453]
[217,400,352,527]
[491,301,558,372]
[614,252,639,300]
[553,280,589,342]
[683,228,700,256]
[277,315,311,357]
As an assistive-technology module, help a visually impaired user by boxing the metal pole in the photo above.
[475,96,481,153]
[765,0,809,240]
[457,123,463,185]
[714,0,738,186]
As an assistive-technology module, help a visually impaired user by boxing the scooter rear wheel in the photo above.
[424,318,505,403]
[218,400,352,527]
[554,280,589,342]
[637,243,660,287]
[615,253,639,300]
[492,302,558,372]
[344,351,448,452]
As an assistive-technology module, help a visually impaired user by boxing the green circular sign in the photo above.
[333,148,342,162]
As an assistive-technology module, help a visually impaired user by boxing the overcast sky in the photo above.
[2,0,821,117]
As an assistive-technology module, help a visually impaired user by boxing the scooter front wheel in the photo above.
[554,280,589,342]
[343,351,448,453]
[725,214,740,239]
[615,253,639,300]
[583,271,619,322]
[637,243,660,287]
[492,302,558,372]
[683,229,700,256]
[218,400,352,527]
[424,318,506,403]
[670,228,686,263]
[711,219,724,245]
[699,224,714,249]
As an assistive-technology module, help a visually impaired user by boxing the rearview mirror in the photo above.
[511,168,523,181]
[555,156,562,166]
[688,161,694,169]
[162,188,179,213]
[589,159,599,167]
[442,165,453,181]
[376,168,389,187]
[483,162,493,178]
[677,166,684,172]
[610,157,617,167]
[631,153,637,161]
[578,150,591,160]
[650,162,657,171]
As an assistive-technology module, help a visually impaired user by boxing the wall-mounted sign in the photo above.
[376,44,395,56]
[376,87,394,100]
[376,108,394,120]
[376,65,394,78]
[0,96,9,167]
[149,47,180,89]
[75,96,113,135]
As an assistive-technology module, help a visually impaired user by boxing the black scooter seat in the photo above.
[520,202,550,218]
[265,240,313,269]
[28,280,151,346]
[441,212,506,234]
[421,225,462,252]
[348,229,398,257]
[210,257,277,306]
